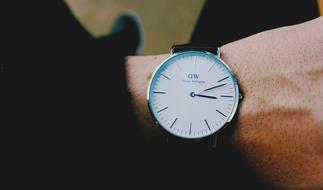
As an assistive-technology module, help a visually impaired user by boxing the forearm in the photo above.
[126,17,323,190]
[221,23,323,190]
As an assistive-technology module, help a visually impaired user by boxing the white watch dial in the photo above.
[148,51,239,139]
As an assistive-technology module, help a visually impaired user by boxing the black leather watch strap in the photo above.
[166,134,217,151]
[171,44,219,55]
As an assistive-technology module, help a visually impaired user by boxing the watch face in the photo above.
[147,51,240,139]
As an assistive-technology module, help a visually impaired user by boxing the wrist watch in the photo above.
[147,44,242,149]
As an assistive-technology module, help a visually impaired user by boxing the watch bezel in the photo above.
[147,50,240,140]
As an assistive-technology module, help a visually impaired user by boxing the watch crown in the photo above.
[239,93,244,100]
[216,47,221,57]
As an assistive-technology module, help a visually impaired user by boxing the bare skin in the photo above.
[126,17,323,190]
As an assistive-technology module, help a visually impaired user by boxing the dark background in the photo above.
[3,0,320,188]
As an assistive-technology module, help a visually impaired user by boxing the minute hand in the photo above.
[203,83,227,92]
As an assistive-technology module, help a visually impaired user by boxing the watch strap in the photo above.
[166,134,217,151]
[171,44,219,55]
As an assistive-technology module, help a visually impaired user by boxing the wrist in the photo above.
[125,46,247,141]
[125,17,323,189]
[125,54,169,140]
[220,43,249,145]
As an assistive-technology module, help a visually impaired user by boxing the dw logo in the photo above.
[188,73,199,79]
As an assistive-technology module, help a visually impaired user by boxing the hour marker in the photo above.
[216,109,227,117]
[177,63,183,71]
[157,106,168,113]
[194,57,197,68]
[189,122,192,135]
[208,63,215,72]
[170,118,178,129]
[154,91,166,94]
[161,74,171,80]
[204,119,211,131]
[221,95,233,98]
[217,76,229,82]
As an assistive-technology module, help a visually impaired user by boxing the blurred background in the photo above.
[66,0,204,55]
[66,0,322,55]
